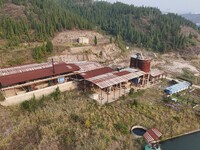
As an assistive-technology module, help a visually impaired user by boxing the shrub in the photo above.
[20,95,45,112]
[173,116,180,123]
[70,114,84,123]
[85,119,91,128]
[97,123,105,129]
[134,90,145,97]
[162,96,171,103]
[129,88,134,96]
[46,40,53,53]
[114,123,129,135]
[51,87,61,101]
[131,99,138,107]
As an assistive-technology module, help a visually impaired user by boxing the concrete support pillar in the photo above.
[101,90,103,105]
[114,87,115,100]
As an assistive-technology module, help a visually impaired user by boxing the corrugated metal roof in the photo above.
[122,68,146,74]
[71,61,103,73]
[164,81,191,95]
[143,128,162,144]
[0,63,79,87]
[79,67,114,79]
[86,70,144,89]
[150,69,164,77]
[0,62,58,76]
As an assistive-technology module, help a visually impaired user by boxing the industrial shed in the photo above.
[79,68,145,104]
[0,62,80,105]
[150,69,166,84]
[164,81,191,95]
[0,63,79,87]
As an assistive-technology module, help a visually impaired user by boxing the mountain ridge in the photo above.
[181,13,200,24]
[0,0,199,52]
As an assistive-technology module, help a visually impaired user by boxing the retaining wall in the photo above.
[1,81,77,106]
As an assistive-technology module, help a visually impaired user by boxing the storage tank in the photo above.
[130,53,151,73]
[138,59,151,73]
[130,57,138,68]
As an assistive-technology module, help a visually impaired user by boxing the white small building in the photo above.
[78,37,89,44]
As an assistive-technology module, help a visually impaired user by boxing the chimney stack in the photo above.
[52,59,55,74]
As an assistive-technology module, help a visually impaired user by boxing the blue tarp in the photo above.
[164,81,191,95]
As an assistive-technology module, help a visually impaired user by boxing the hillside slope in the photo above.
[1,89,200,150]
[0,0,199,52]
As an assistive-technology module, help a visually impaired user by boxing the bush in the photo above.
[114,123,129,135]
[163,96,171,103]
[85,119,91,128]
[20,95,45,112]
[46,40,53,53]
[173,116,180,123]
[97,123,105,129]
[131,99,138,107]
[51,87,61,101]
[70,114,84,124]
[134,90,145,97]
[129,88,134,96]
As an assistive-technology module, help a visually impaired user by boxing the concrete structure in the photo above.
[150,69,166,84]
[78,37,89,44]
[143,128,162,150]
[1,81,77,106]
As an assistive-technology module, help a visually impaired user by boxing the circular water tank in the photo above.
[138,59,151,73]
[131,125,147,138]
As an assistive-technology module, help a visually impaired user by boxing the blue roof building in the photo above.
[164,81,191,95]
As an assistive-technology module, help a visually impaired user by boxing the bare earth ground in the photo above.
[50,30,200,82]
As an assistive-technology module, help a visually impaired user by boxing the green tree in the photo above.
[110,36,113,43]
[94,36,97,45]
[46,40,53,53]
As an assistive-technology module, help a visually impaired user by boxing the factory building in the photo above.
[0,54,165,106]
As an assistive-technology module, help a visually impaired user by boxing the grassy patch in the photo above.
[0,93,5,101]
[0,85,200,149]
[114,123,129,135]
[178,68,200,85]
[20,96,45,112]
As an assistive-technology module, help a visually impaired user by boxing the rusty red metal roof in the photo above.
[114,71,130,76]
[0,62,59,76]
[79,67,114,79]
[143,128,162,144]
[0,63,80,87]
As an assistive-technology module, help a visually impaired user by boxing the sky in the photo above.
[104,0,200,14]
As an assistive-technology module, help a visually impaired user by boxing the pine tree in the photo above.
[94,36,97,46]
[46,40,53,53]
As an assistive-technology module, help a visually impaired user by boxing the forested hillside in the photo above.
[0,0,199,52]
[0,0,92,43]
